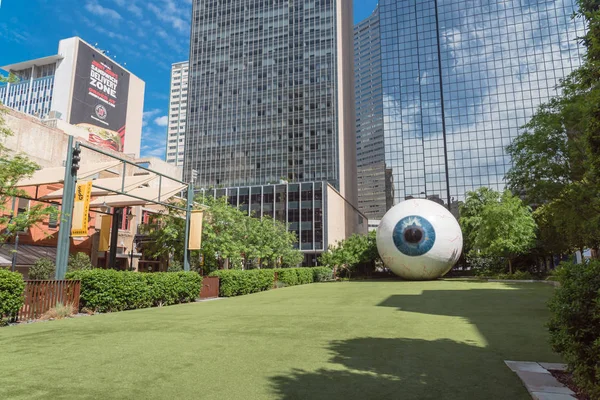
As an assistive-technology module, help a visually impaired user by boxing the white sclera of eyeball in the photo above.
[377,199,463,280]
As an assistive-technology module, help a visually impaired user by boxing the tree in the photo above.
[460,188,537,274]
[0,98,56,243]
[319,231,380,278]
[142,201,186,263]
[67,252,93,271]
[144,195,303,273]
[28,258,56,280]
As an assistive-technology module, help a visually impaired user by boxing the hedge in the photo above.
[311,267,334,282]
[0,269,25,323]
[548,261,600,398]
[66,270,202,313]
[209,267,334,297]
[209,269,274,297]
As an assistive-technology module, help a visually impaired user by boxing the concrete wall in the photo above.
[124,74,144,158]
[336,0,358,208]
[52,37,79,121]
[326,184,368,248]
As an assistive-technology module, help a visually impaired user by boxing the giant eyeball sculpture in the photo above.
[377,199,463,280]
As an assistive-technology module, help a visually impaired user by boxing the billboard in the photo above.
[70,41,130,152]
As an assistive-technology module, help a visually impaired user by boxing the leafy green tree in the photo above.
[460,188,537,273]
[0,104,56,243]
[144,196,303,273]
[142,202,186,263]
[319,231,380,278]
[67,252,93,272]
[28,258,56,280]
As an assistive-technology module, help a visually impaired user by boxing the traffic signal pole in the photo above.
[55,137,79,279]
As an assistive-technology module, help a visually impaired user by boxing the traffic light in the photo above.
[71,146,81,175]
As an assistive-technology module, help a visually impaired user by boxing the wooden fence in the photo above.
[18,280,81,321]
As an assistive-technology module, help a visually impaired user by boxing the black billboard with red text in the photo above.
[70,41,130,152]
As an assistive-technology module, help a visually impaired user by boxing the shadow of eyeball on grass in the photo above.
[377,199,463,280]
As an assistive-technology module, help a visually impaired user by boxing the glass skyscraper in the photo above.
[355,0,586,220]
[185,0,357,205]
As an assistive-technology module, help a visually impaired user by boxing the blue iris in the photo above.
[392,215,436,257]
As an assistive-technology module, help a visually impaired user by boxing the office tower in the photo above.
[166,61,189,166]
[354,8,388,221]
[0,37,145,157]
[185,0,357,204]
[355,1,585,220]
[185,1,363,264]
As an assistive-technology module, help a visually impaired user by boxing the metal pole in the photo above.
[55,136,77,280]
[11,233,19,272]
[109,208,121,269]
[183,184,193,271]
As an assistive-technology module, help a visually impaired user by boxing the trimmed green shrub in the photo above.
[296,268,313,285]
[548,261,600,398]
[167,261,183,272]
[28,258,56,280]
[275,268,315,286]
[66,270,202,313]
[312,267,334,282]
[276,268,299,286]
[209,269,274,297]
[67,252,93,272]
[494,271,534,280]
[0,269,25,324]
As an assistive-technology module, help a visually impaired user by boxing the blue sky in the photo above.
[0,1,378,159]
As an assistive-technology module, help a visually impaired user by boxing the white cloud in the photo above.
[147,0,190,33]
[112,0,143,18]
[154,116,169,127]
[142,109,161,127]
[85,1,122,21]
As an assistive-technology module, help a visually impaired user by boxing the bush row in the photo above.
[66,270,202,313]
[209,267,333,297]
[0,269,25,324]
[548,261,600,398]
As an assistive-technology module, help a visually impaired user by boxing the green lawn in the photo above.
[0,280,558,399]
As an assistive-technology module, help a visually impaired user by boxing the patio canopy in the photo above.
[40,175,156,200]
[17,161,122,187]
[89,184,187,208]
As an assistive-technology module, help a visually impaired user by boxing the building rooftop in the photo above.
[1,55,64,73]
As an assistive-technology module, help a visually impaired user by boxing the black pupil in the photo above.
[404,227,423,244]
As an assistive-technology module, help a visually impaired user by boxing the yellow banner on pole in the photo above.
[71,181,93,237]
[188,210,204,250]
[98,215,111,252]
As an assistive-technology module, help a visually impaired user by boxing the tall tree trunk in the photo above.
[508,258,513,274]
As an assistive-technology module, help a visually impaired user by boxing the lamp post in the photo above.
[11,231,19,273]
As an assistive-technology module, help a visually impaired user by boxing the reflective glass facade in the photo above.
[355,0,586,219]
[185,0,348,190]
[354,7,388,220]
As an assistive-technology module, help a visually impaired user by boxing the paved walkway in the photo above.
[505,361,575,399]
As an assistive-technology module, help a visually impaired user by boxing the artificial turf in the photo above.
[0,280,559,399]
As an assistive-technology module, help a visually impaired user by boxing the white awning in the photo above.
[89,185,187,208]
[17,161,122,187]
[40,175,156,200]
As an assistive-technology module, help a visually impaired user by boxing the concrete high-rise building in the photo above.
[185,0,357,204]
[0,37,145,157]
[354,1,586,220]
[165,61,189,166]
[185,1,363,264]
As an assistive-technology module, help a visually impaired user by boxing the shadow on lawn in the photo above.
[270,283,554,399]
[269,337,527,400]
